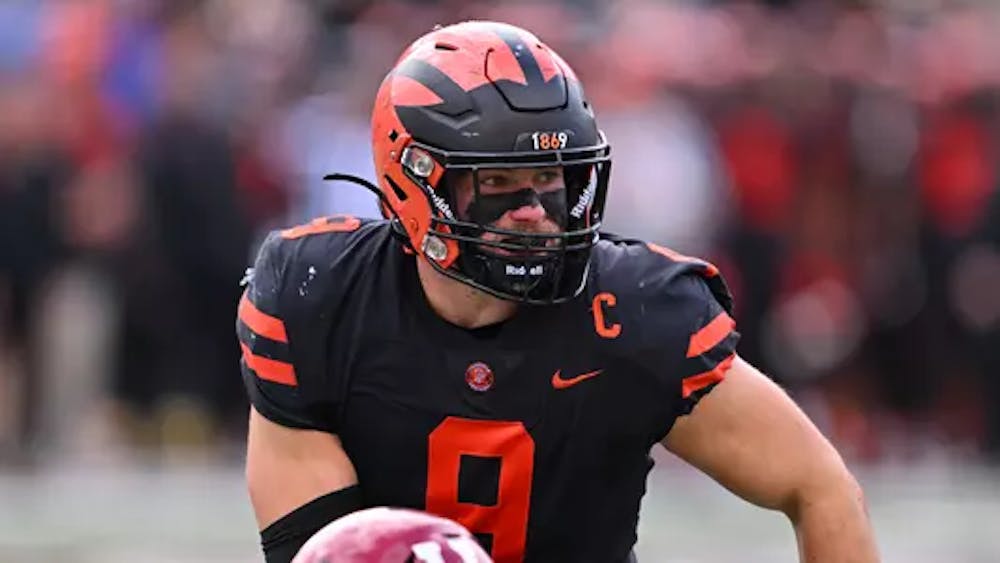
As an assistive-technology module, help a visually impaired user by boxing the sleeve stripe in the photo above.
[240,343,298,386]
[681,353,734,398]
[238,292,288,343]
[686,311,736,358]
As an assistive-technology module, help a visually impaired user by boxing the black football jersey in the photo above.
[237,216,739,563]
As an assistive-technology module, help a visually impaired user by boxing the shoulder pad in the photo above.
[589,236,740,421]
[236,215,385,431]
[591,236,733,316]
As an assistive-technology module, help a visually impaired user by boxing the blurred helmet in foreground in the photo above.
[292,507,493,563]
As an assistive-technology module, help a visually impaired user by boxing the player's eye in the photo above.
[479,174,509,189]
[534,170,562,189]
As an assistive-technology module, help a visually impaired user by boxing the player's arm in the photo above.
[661,356,879,563]
[246,407,361,562]
[237,231,364,562]
[247,406,359,528]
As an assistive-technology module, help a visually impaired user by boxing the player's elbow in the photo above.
[780,457,880,561]
[782,461,868,526]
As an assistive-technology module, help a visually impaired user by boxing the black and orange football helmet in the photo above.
[365,21,611,304]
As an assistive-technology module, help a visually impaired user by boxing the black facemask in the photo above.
[418,155,611,305]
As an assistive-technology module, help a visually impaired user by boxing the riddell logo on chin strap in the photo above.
[505,264,544,276]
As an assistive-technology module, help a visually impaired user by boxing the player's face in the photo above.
[450,167,565,256]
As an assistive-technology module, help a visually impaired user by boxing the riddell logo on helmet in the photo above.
[570,182,596,219]
[428,188,455,220]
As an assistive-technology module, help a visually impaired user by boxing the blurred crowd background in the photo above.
[2,0,1000,475]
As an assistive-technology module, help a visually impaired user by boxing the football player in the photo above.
[292,506,491,563]
[239,21,879,563]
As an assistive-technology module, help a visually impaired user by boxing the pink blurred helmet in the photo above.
[292,507,493,563]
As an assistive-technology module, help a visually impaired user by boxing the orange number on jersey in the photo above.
[426,417,534,563]
[280,215,361,239]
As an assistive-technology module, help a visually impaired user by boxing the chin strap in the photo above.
[322,173,414,250]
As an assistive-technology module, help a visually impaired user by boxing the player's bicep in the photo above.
[660,356,850,511]
[246,406,359,529]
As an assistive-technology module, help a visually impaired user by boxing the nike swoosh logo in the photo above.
[551,369,603,390]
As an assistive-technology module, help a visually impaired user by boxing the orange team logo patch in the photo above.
[551,369,603,390]
[465,362,494,392]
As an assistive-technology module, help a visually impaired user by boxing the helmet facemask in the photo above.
[401,139,611,304]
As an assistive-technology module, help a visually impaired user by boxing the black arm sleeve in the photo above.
[260,485,363,563]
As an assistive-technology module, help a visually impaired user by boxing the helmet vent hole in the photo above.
[435,42,458,51]
[388,129,399,142]
[384,175,409,202]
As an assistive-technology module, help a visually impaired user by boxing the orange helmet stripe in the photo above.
[485,40,528,85]
[391,74,445,107]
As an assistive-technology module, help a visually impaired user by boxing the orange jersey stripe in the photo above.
[681,353,735,399]
[687,311,736,358]
[281,215,361,239]
[646,242,720,277]
[240,342,297,386]
[238,293,289,343]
